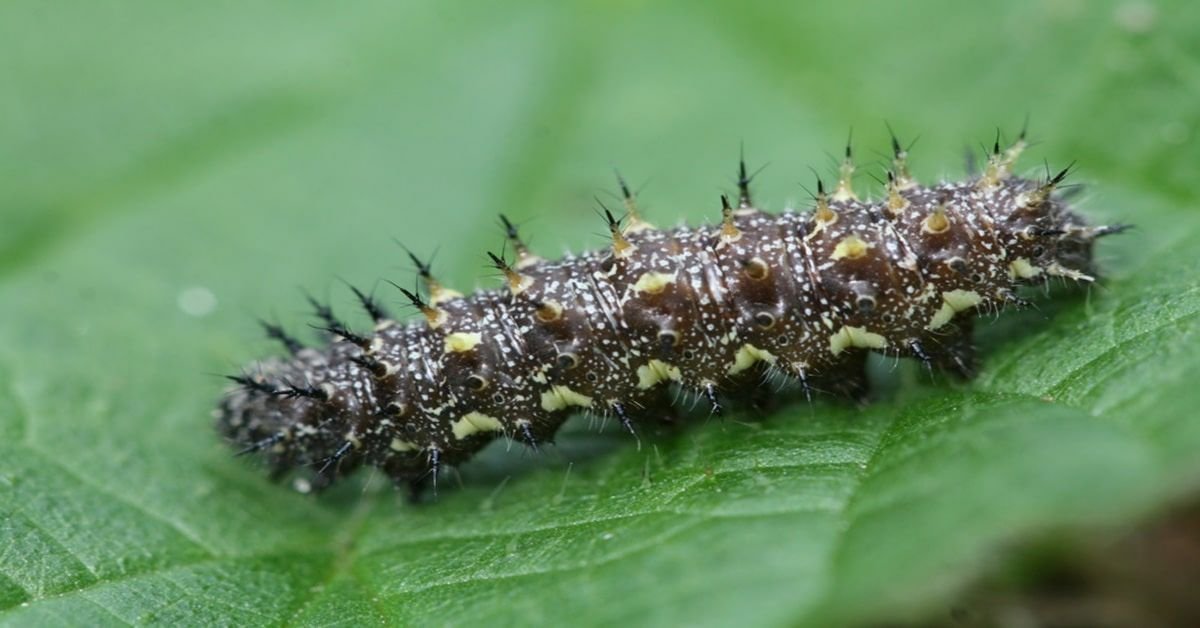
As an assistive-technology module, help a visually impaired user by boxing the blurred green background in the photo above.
[2,1,1198,626]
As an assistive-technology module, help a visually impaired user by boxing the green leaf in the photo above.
[2,1,1198,626]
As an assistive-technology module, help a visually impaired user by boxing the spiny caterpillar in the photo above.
[216,128,1127,499]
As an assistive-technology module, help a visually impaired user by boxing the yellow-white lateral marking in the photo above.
[390,438,419,452]
[728,344,777,375]
[444,332,482,353]
[632,271,677,295]
[540,385,594,411]
[829,326,888,356]
[1008,257,1043,280]
[451,412,505,440]
[831,235,872,261]
[636,359,682,389]
[944,289,982,311]
[926,289,983,330]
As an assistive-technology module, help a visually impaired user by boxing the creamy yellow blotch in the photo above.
[829,326,888,356]
[927,303,961,331]
[728,344,777,375]
[831,235,872,261]
[1009,257,1043,279]
[944,289,982,311]
[450,412,505,440]
[926,289,982,330]
[540,385,593,411]
[636,359,682,389]
[633,271,677,295]
[389,438,419,452]
[444,331,482,353]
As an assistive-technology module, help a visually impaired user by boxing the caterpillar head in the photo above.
[1003,176,1126,285]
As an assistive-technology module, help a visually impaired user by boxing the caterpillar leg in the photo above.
[404,476,432,504]
[910,320,977,379]
[819,351,871,404]
[773,355,869,406]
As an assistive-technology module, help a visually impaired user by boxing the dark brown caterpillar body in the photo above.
[216,132,1126,497]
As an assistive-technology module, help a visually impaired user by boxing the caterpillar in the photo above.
[215,129,1127,499]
